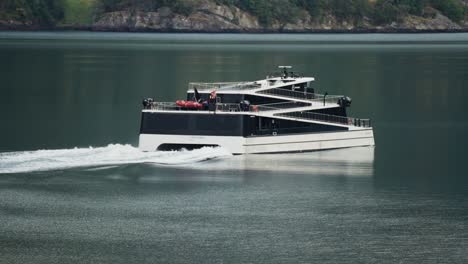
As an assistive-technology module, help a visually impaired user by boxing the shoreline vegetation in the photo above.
[1,0,467,33]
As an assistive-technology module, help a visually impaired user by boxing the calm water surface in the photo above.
[0,32,467,263]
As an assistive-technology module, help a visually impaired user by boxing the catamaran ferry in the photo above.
[139,66,374,154]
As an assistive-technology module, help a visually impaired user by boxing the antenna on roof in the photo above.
[278,66,292,78]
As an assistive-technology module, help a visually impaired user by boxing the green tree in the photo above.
[96,0,199,15]
[395,0,427,15]
[322,0,371,23]
[430,0,464,22]
[99,0,122,12]
[294,0,326,18]
[0,0,66,25]
[373,0,400,24]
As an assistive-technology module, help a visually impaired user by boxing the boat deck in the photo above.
[144,101,371,129]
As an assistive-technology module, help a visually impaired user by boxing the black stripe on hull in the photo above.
[140,112,348,137]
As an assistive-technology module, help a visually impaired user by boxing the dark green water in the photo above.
[0,32,467,263]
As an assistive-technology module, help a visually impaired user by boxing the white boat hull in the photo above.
[139,129,374,154]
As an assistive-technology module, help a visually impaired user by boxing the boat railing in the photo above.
[276,111,371,127]
[216,103,242,112]
[252,104,278,112]
[145,102,298,113]
[266,71,303,79]
[215,103,309,113]
[257,88,342,105]
[314,95,344,105]
[215,103,290,112]
[146,102,179,111]
[147,101,246,112]
[257,101,310,109]
[146,101,333,113]
[144,101,371,127]
[189,82,261,91]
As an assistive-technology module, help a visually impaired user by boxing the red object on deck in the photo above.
[193,102,203,109]
[176,100,203,110]
[176,100,186,107]
[185,101,195,108]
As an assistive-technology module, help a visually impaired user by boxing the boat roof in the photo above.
[188,77,315,93]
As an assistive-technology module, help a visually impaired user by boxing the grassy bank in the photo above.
[62,0,97,25]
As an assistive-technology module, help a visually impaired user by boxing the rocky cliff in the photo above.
[93,2,467,33]
[1,1,467,33]
[93,3,260,32]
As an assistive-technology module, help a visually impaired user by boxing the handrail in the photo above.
[216,103,241,112]
[189,82,261,91]
[146,102,305,113]
[144,101,371,127]
[145,102,179,111]
[251,102,309,112]
[146,102,246,112]
[258,101,310,109]
[257,88,342,105]
[267,71,304,79]
[257,88,317,100]
[276,111,371,128]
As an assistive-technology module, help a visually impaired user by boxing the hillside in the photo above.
[1,0,467,32]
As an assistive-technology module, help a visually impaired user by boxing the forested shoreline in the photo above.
[1,0,467,32]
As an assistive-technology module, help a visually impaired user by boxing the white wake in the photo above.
[0,144,232,174]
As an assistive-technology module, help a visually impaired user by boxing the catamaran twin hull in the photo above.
[139,111,374,154]
[139,67,375,154]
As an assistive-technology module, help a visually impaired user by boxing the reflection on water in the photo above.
[184,146,375,176]
[1,146,466,264]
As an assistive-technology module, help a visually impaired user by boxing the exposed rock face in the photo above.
[398,13,461,31]
[1,1,466,32]
[0,19,33,29]
[94,11,131,30]
[92,2,467,33]
[93,3,260,32]
[282,12,374,32]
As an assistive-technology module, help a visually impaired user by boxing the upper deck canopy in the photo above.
[188,77,315,93]
[188,66,315,92]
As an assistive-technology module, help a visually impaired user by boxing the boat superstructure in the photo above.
[139,66,374,154]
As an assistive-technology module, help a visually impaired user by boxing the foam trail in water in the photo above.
[0,144,232,174]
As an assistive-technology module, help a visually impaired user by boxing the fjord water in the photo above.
[0,32,467,263]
